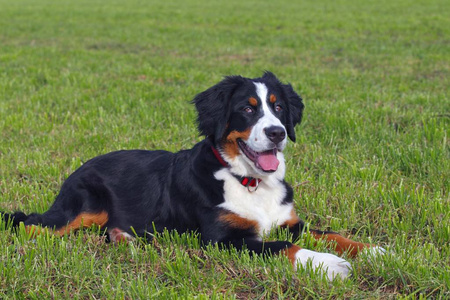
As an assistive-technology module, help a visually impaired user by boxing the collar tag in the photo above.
[240,176,261,192]
[246,178,260,193]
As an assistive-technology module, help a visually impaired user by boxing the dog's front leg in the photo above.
[202,211,351,281]
[219,238,352,281]
[282,211,384,257]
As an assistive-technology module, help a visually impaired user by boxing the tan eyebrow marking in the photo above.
[270,94,277,103]
[249,97,258,107]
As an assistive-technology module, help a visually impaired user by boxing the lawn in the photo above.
[0,0,449,298]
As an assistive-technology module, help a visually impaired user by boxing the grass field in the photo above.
[0,0,449,298]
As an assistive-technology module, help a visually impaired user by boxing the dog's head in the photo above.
[193,71,304,175]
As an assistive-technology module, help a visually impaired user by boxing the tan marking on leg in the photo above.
[219,212,258,232]
[25,225,48,237]
[280,209,301,228]
[55,211,109,236]
[280,244,302,265]
[222,128,252,159]
[269,94,276,103]
[248,97,258,107]
[311,232,371,257]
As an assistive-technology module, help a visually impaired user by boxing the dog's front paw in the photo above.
[294,249,352,280]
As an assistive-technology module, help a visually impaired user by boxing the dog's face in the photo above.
[193,72,304,176]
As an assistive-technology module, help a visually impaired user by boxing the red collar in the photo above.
[211,146,262,190]
[211,146,228,167]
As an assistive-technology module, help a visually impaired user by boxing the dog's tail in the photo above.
[0,211,29,228]
[0,208,71,231]
[1,207,109,236]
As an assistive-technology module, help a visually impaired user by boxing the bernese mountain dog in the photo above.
[1,72,383,280]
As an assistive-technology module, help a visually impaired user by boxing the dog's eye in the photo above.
[244,107,254,114]
[275,105,283,112]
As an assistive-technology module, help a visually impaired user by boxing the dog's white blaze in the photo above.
[215,166,293,237]
[247,82,287,152]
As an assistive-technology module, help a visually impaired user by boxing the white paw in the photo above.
[294,249,352,281]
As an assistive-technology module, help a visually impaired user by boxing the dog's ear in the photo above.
[192,76,245,142]
[282,83,304,142]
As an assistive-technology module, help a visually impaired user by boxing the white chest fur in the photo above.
[215,168,294,237]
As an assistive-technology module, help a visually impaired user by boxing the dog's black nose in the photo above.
[265,126,286,144]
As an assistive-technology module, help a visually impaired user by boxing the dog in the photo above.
[1,72,383,280]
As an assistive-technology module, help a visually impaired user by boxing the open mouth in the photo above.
[237,139,279,172]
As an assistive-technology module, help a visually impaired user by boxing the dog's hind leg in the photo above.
[52,211,109,236]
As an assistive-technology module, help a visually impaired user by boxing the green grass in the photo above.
[0,0,449,298]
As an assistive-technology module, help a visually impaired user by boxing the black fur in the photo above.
[1,72,306,257]
[193,75,247,142]
[0,212,28,227]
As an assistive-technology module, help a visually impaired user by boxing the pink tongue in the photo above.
[257,151,279,171]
